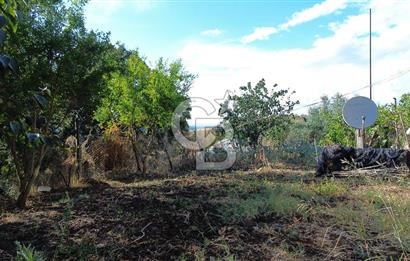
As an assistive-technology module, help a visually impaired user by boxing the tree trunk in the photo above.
[17,171,36,208]
[130,127,143,172]
[141,155,147,175]
[67,164,74,188]
[75,115,83,180]
[141,132,155,176]
[164,146,173,172]
[163,135,173,172]
[131,140,142,172]
[16,145,47,208]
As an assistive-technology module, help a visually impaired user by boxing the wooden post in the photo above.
[356,116,366,148]
[356,129,365,148]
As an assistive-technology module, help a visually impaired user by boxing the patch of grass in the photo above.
[278,241,305,258]
[218,184,305,222]
[143,189,160,200]
[325,203,369,239]
[172,197,196,209]
[58,239,98,260]
[53,193,97,260]
[322,185,410,253]
[311,179,348,197]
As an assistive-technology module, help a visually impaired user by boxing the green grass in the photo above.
[217,182,311,222]
[205,172,410,257]
[310,179,348,197]
[320,184,410,254]
[214,177,354,223]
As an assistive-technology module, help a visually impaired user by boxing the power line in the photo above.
[292,67,410,112]
[227,67,410,129]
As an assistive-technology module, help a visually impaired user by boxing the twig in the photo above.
[132,222,152,243]
[332,166,408,178]
[321,226,331,248]
[200,204,215,232]
[325,231,344,260]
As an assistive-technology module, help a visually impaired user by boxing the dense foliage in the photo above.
[94,53,195,173]
[281,93,410,166]
[219,79,299,150]
[0,0,194,207]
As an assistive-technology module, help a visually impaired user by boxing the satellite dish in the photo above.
[343,96,377,129]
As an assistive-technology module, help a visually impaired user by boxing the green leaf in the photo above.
[0,29,5,45]
[41,87,51,97]
[0,55,10,70]
[40,135,52,146]
[26,132,40,143]
[0,16,7,27]
[34,94,48,108]
[7,57,16,71]
[9,120,21,134]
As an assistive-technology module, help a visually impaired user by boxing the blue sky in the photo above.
[85,1,359,58]
[84,0,410,124]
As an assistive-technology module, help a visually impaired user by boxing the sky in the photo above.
[84,0,410,125]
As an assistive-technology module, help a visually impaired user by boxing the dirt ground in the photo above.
[1,170,410,260]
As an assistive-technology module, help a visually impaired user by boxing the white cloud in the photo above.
[242,0,350,44]
[179,0,410,119]
[85,0,154,26]
[86,0,123,19]
[201,28,223,37]
[241,27,278,44]
[280,0,349,30]
[134,0,155,11]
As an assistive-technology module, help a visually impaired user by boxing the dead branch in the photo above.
[131,222,153,243]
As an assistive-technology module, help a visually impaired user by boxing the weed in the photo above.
[380,197,410,253]
[311,179,347,197]
[219,185,303,222]
[15,241,45,261]
[144,189,159,200]
[193,248,206,261]
[278,241,305,257]
[178,254,188,261]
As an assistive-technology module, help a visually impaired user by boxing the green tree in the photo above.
[0,0,114,207]
[95,53,194,174]
[0,0,21,33]
[367,94,410,148]
[219,79,299,153]
[306,94,355,146]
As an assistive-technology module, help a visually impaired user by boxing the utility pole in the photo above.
[356,9,373,149]
[369,8,372,100]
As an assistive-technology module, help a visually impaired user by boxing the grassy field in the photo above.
[1,169,410,260]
